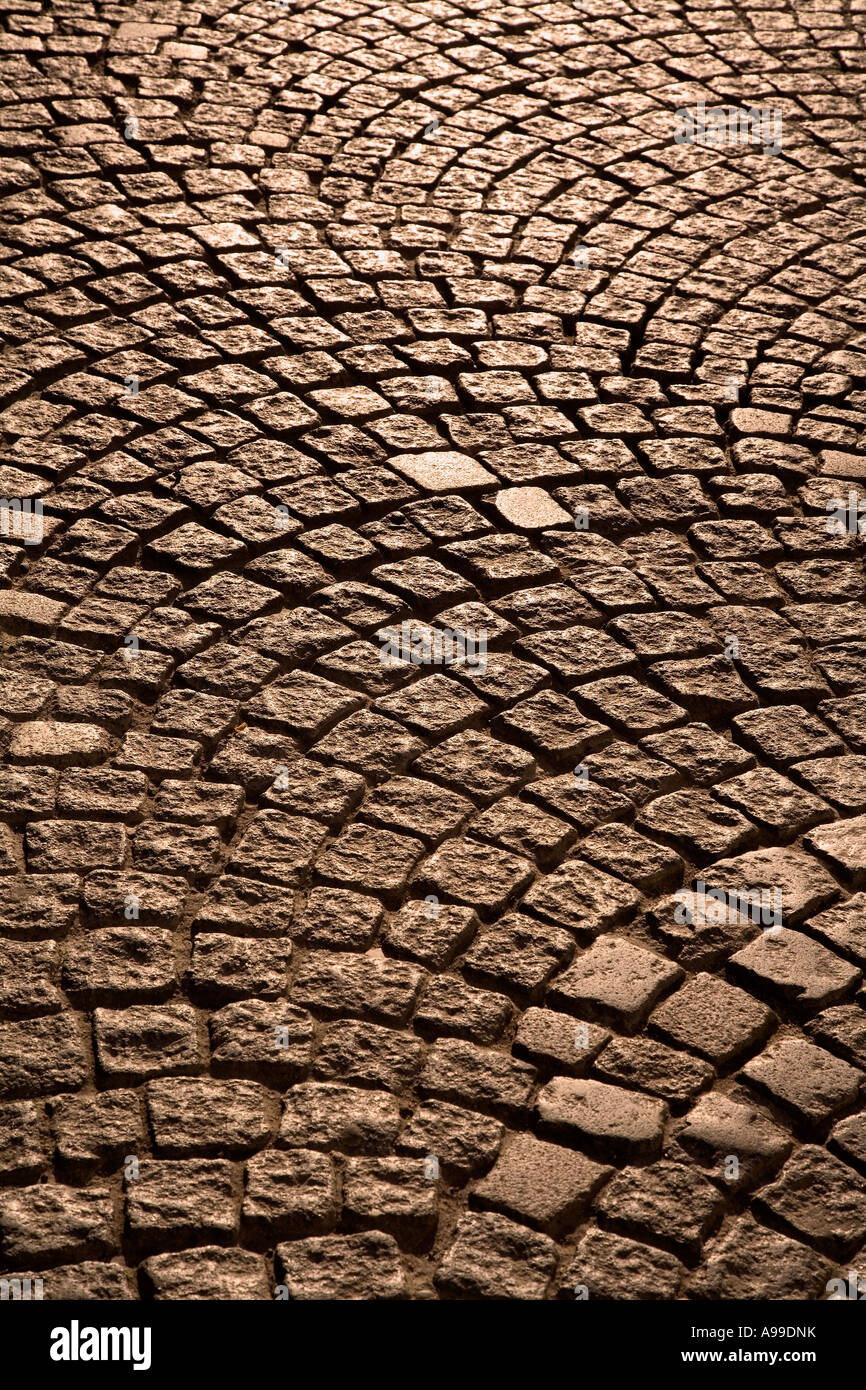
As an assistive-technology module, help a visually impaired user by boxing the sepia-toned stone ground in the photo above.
[0,0,865,1301]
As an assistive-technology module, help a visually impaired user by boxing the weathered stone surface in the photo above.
[388,451,496,493]
[413,837,534,917]
[561,1229,683,1301]
[547,935,682,1033]
[676,1093,792,1192]
[50,1090,143,1179]
[63,928,176,1005]
[292,952,425,1025]
[93,1003,202,1082]
[594,1161,724,1261]
[82,870,187,928]
[313,1021,423,1093]
[384,901,478,970]
[753,1146,866,1259]
[741,1038,863,1129]
[471,1133,611,1237]
[5,1262,135,1301]
[276,1233,406,1301]
[536,1078,667,1163]
[209,1000,313,1083]
[687,1215,832,1300]
[649,974,776,1069]
[435,1212,557,1300]
[0,1014,86,1099]
[279,1083,401,1157]
[0,1101,50,1183]
[419,1040,536,1123]
[577,823,684,894]
[806,816,866,890]
[141,1247,270,1301]
[729,929,860,1014]
[146,1078,277,1158]
[807,895,866,966]
[636,791,757,866]
[522,861,641,940]
[8,720,109,768]
[0,1185,115,1269]
[26,820,127,874]
[705,846,840,926]
[463,914,573,1001]
[3,2,866,1303]
[125,1159,241,1257]
[494,488,571,531]
[243,1150,337,1243]
[343,1156,438,1250]
[594,1037,713,1111]
[513,1007,610,1077]
[397,1101,503,1183]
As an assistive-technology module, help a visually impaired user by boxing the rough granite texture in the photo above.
[0,0,864,1304]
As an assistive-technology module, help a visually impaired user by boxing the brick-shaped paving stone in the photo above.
[2,0,866,1303]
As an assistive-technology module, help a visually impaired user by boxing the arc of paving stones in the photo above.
[0,0,864,1302]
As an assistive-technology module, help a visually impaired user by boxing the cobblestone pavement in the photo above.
[0,0,865,1304]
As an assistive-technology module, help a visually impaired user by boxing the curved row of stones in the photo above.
[0,0,864,1300]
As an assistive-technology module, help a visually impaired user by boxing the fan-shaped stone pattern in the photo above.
[0,0,864,1303]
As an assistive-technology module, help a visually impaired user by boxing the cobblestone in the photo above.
[0,0,865,1302]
